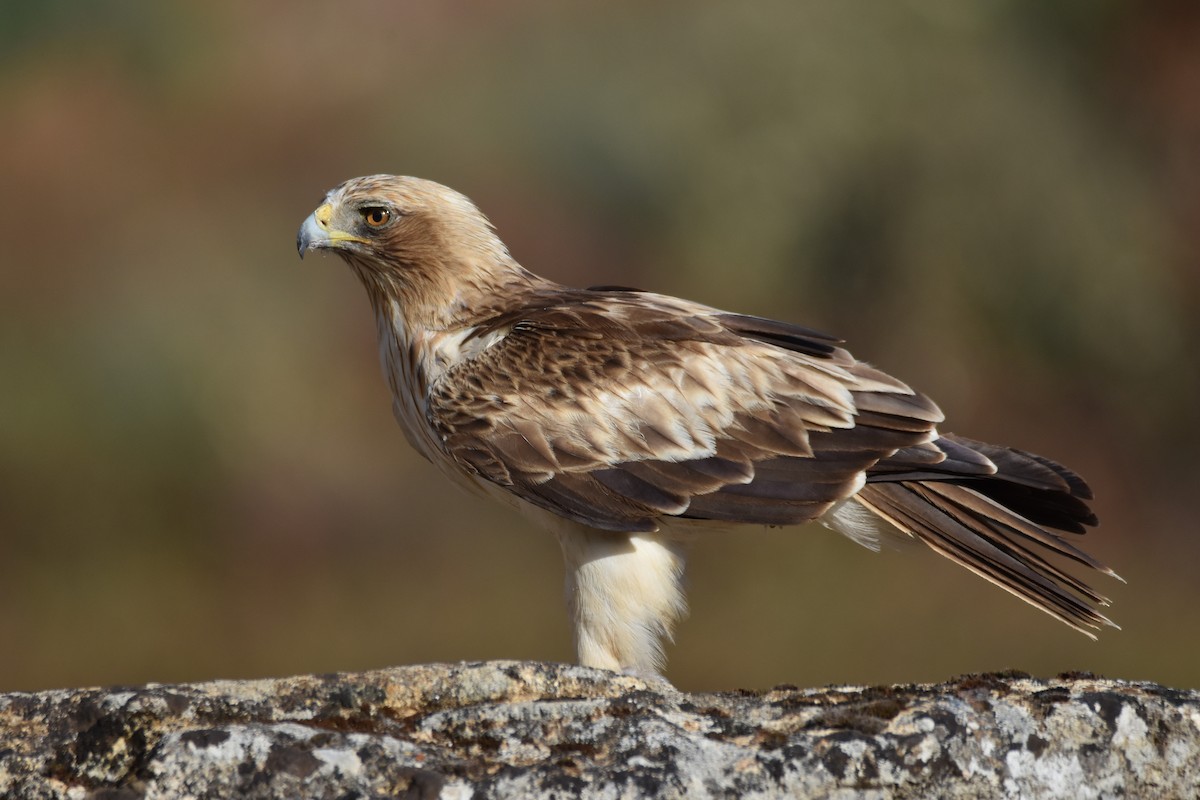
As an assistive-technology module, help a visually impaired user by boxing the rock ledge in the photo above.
[2,661,1197,798]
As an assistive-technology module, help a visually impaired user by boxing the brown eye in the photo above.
[361,207,391,228]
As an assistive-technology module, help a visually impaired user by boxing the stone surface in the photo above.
[1,661,1198,799]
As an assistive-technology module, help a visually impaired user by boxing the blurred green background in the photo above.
[1,1,1198,693]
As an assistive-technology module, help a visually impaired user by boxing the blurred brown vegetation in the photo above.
[1,1,1197,693]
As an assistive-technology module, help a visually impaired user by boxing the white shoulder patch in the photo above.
[425,324,511,378]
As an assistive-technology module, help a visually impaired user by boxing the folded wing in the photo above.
[429,290,941,531]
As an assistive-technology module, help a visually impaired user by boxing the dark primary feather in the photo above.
[715,312,843,358]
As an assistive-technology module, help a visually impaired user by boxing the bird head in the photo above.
[297,175,509,268]
[297,175,531,328]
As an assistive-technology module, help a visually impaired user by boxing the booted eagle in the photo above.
[297,175,1119,678]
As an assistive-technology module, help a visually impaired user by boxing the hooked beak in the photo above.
[297,203,366,259]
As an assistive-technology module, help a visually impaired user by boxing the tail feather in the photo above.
[918,482,1108,573]
[856,434,1118,637]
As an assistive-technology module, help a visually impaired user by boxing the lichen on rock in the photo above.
[1,662,1197,798]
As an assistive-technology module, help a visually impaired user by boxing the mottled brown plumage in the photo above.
[297,175,1120,677]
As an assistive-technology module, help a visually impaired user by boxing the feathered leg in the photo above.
[556,524,688,678]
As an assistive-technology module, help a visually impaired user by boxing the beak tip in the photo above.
[297,210,341,260]
[296,223,311,259]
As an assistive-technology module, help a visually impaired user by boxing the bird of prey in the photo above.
[297,175,1119,679]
